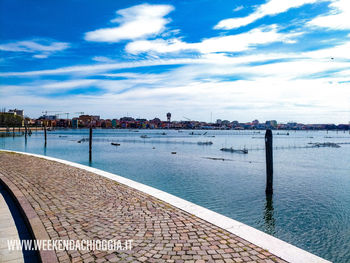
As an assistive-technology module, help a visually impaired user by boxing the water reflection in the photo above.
[263,194,275,235]
[24,136,27,149]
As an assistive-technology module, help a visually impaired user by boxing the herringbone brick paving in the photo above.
[0,152,287,263]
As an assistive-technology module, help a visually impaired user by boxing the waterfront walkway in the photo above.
[0,185,25,263]
[0,151,288,263]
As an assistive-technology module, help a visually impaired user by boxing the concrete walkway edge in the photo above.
[0,150,331,263]
[0,174,59,263]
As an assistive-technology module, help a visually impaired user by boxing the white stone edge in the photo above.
[1,150,331,263]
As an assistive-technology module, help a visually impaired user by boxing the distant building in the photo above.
[39,115,57,120]
[149,118,161,128]
[265,120,277,128]
[79,115,100,121]
[72,118,79,128]
[167,112,171,122]
[101,119,112,128]
[111,119,118,128]
[78,115,100,127]
[8,109,24,117]
[221,120,230,125]
[120,117,135,122]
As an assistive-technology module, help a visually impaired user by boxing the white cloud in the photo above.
[2,75,349,123]
[198,25,300,52]
[233,5,244,12]
[42,79,98,90]
[0,58,201,77]
[126,38,192,54]
[0,40,69,58]
[2,39,350,123]
[33,54,49,59]
[92,56,115,63]
[214,0,323,30]
[126,25,301,54]
[84,4,174,42]
[302,41,350,59]
[308,0,350,29]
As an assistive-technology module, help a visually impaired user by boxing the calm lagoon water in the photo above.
[1,129,349,262]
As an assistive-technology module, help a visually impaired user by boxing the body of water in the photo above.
[1,129,349,262]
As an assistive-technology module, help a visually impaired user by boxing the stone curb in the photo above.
[0,174,58,263]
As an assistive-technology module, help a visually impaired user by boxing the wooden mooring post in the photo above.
[89,124,92,162]
[44,123,47,147]
[265,129,273,195]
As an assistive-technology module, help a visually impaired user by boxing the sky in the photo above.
[0,0,350,123]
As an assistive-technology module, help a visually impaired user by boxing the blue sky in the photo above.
[0,0,349,123]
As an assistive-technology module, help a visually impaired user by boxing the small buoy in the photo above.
[152,147,155,149]
[171,152,177,154]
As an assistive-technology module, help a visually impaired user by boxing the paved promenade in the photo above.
[0,185,24,262]
[0,152,287,263]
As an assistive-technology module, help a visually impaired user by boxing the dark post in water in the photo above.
[24,124,27,140]
[89,123,92,162]
[44,122,47,147]
[265,129,273,195]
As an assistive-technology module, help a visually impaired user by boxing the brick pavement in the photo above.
[0,152,288,263]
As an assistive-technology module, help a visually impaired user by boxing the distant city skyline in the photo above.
[1,0,350,123]
[3,107,349,125]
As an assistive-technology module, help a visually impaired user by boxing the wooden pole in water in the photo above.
[44,122,47,147]
[265,129,273,195]
[12,127,15,137]
[24,124,27,140]
[89,122,92,162]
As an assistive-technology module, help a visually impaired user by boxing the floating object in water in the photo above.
[276,132,289,135]
[161,132,167,135]
[220,147,248,154]
[152,147,155,149]
[111,142,120,146]
[189,132,202,135]
[77,138,88,143]
[310,142,340,148]
[202,157,230,161]
[171,152,177,154]
[197,141,213,145]
[59,135,67,138]
[140,135,149,138]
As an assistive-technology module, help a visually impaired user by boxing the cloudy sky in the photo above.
[1,0,350,123]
